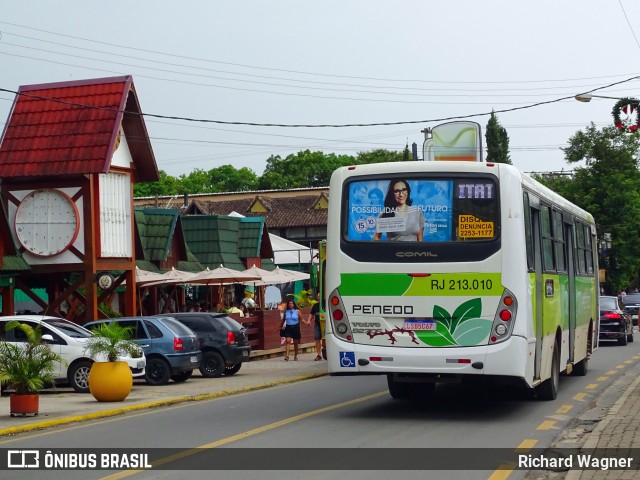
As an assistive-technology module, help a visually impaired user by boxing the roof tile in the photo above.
[0,76,158,181]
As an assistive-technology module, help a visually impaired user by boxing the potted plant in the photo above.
[0,321,65,416]
[83,322,141,402]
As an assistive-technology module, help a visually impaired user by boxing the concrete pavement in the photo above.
[0,344,327,436]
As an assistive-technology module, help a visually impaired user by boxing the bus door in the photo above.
[565,220,577,363]
[528,196,544,381]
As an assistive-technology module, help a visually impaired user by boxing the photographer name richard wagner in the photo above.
[519,454,635,471]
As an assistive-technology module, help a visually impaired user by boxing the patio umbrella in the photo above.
[141,267,197,287]
[187,265,261,308]
[273,266,310,281]
[134,267,170,285]
[242,266,293,286]
[188,265,261,285]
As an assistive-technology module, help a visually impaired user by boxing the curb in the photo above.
[0,371,328,437]
[564,357,640,480]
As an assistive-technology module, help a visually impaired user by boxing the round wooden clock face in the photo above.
[14,189,80,257]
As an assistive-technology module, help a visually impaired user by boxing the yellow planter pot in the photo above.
[88,361,133,402]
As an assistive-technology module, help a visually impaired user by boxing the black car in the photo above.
[161,313,251,378]
[599,296,633,345]
[622,293,640,330]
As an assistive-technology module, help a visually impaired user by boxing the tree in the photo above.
[485,111,512,164]
[209,165,259,192]
[540,123,640,293]
[259,150,354,189]
[133,170,181,197]
[356,148,406,164]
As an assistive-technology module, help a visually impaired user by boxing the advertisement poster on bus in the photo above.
[347,179,453,242]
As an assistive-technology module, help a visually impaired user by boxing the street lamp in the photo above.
[574,93,624,103]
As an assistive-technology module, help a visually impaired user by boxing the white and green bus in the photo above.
[325,160,598,400]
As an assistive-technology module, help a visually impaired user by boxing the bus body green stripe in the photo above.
[340,272,503,297]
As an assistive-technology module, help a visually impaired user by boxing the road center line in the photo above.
[99,390,388,480]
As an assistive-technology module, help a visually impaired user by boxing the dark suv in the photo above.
[163,313,251,378]
[86,316,201,385]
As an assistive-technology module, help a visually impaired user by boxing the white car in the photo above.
[0,315,146,393]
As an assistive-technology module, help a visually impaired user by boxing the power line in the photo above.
[618,0,640,52]
[1,75,637,128]
[2,20,638,86]
[2,33,637,95]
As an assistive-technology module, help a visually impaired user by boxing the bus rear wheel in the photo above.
[387,374,412,399]
[536,340,560,401]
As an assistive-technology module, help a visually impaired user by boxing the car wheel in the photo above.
[68,360,92,393]
[145,357,171,385]
[170,370,193,383]
[223,363,242,376]
[200,351,225,378]
[618,331,628,346]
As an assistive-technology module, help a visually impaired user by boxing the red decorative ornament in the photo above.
[612,97,640,132]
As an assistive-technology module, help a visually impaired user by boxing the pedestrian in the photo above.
[281,300,302,361]
[305,294,324,361]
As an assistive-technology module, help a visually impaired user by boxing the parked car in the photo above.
[0,315,146,393]
[85,316,201,385]
[599,296,633,345]
[161,312,251,378]
[622,292,640,329]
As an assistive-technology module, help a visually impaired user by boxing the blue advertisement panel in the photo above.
[346,179,454,242]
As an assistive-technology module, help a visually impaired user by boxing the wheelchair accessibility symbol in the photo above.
[340,351,356,368]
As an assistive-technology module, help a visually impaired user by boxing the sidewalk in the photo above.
[558,351,640,480]
[0,344,327,436]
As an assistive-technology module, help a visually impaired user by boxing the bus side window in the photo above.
[575,222,587,274]
[553,210,566,272]
[524,192,534,271]
[540,204,555,272]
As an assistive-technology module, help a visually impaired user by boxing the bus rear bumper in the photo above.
[327,335,530,382]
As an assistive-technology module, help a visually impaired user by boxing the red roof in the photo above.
[0,76,158,182]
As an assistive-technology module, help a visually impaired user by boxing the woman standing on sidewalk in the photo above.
[281,300,302,361]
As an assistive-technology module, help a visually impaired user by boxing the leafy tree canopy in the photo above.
[536,123,640,293]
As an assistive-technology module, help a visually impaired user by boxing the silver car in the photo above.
[0,316,146,393]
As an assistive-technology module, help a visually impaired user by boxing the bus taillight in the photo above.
[490,288,518,344]
[328,289,354,344]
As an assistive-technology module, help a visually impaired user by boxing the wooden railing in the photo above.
[229,308,314,351]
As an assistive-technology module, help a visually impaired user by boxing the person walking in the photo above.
[306,295,324,361]
[281,300,302,361]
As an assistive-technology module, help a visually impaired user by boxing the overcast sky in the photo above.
[1,1,639,178]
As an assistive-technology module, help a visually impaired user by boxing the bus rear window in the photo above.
[344,177,498,243]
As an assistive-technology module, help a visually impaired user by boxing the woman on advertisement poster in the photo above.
[374,179,425,241]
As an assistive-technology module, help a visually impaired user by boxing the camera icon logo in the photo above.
[7,450,40,468]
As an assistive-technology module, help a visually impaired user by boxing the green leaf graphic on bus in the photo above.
[415,298,492,347]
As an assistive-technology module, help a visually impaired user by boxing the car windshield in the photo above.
[600,297,619,310]
[623,293,640,304]
[44,319,92,338]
